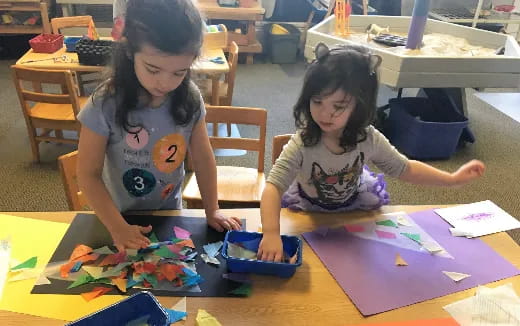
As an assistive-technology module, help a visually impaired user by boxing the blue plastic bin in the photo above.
[222,231,302,278]
[385,97,468,160]
[64,37,83,52]
[66,291,169,326]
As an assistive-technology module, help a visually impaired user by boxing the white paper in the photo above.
[171,297,187,320]
[442,271,471,282]
[200,253,220,265]
[385,211,413,226]
[435,200,520,237]
[0,238,11,300]
[449,228,474,238]
[444,283,520,326]
[421,241,445,254]
[8,268,44,282]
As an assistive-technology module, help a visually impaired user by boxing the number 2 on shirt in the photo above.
[152,134,186,173]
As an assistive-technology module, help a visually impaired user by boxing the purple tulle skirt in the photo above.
[281,166,390,212]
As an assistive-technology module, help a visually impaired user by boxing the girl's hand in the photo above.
[206,210,242,232]
[258,233,283,262]
[451,159,486,186]
[110,223,152,250]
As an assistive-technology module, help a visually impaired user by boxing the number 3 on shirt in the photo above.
[152,133,186,173]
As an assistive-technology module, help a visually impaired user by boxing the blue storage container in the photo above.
[385,97,469,160]
[64,37,83,52]
[66,291,169,326]
[222,231,302,278]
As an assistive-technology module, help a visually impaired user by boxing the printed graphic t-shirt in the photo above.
[267,126,408,207]
[78,93,204,212]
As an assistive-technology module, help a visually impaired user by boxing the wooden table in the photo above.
[15,46,229,106]
[1,206,519,325]
[198,0,265,64]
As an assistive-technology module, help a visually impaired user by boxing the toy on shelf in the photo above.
[335,0,352,36]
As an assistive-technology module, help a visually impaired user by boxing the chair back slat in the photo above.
[51,16,94,34]
[272,134,293,165]
[205,105,267,172]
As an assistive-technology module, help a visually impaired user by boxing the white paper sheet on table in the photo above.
[443,283,520,326]
[435,200,520,238]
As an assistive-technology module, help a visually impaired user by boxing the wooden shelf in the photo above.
[0,24,42,33]
[0,1,50,34]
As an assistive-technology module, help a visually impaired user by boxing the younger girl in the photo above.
[77,0,241,250]
[258,43,485,262]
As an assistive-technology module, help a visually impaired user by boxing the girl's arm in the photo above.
[77,126,151,250]
[258,183,284,262]
[258,134,302,262]
[189,118,241,231]
[399,159,485,186]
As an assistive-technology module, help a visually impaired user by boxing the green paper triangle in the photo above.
[401,232,421,243]
[142,273,158,288]
[148,232,159,243]
[67,274,95,289]
[376,220,398,228]
[10,256,37,271]
[154,246,178,259]
[229,283,252,297]
[170,237,184,243]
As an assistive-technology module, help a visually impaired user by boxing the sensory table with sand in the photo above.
[305,14,520,115]
[1,206,519,325]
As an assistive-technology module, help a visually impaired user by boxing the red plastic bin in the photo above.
[29,34,64,53]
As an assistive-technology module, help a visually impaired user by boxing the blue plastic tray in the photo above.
[64,36,83,52]
[222,231,302,278]
[66,291,169,326]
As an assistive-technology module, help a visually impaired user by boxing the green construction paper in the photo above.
[148,232,159,243]
[154,246,179,259]
[376,220,398,228]
[229,283,252,297]
[67,274,94,289]
[10,256,37,271]
[401,232,421,243]
[170,237,184,243]
[142,273,158,288]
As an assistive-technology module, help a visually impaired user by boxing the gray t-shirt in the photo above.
[78,91,204,212]
[267,126,408,205]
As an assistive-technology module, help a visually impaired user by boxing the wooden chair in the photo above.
[51,15,99,95]
[50,15,94,34]
[201,41,240,136]
[182,105,267,208]
[11,66,88,162]
[201,41,239,107]
[58,151,90,210]
[271,134,293,165]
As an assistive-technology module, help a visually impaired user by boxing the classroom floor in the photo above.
[1,58,519,244]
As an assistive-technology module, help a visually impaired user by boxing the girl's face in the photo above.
[310,88,356,138]
[134,44,195,105]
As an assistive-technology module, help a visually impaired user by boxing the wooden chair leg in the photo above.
[227,123,231,137]
[28,129,40,163]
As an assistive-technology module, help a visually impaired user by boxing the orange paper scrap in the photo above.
[395,253,408,266]
[80,287,112,302]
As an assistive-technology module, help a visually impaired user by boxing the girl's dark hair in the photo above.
[294,44,380,150]
[97,0,203,131]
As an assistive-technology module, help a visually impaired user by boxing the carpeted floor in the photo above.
[1,59,519,243]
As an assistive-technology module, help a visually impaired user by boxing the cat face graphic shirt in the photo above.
[267,128,409,208]
[309,155,363,205]
[78,92,203,212]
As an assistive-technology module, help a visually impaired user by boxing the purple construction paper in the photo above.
[303,209,520,316]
